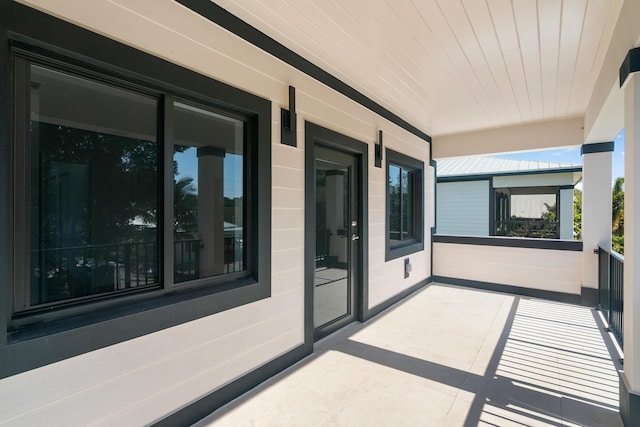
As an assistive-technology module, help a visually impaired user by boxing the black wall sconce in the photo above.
[375,129,383,167]
[281,85,297,147]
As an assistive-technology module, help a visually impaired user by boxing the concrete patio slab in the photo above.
[194,283,622,427]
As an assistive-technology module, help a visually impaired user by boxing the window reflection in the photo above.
[173,102,245,282]
[29,64,158,306]
[494,187,559,238]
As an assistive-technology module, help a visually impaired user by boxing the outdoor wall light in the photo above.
[375,129,383,167]
[281,85,297,147]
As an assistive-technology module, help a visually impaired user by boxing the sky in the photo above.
[494,129,625,186]
[174,149,244,199]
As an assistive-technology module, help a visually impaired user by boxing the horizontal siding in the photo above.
[436,181,489,236]
[493,172,576,188]
[2,0,434,424]
[433,242,583,295]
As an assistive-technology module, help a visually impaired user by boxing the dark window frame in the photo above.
[1,5,271,378]
[385,148,424,261]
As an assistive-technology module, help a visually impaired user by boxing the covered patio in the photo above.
[196,284,621,426]
[2,1,640,425]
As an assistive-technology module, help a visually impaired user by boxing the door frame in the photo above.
[304,121,368,344]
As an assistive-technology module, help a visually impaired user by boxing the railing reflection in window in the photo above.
[33,236,244,305]
[494,219,559,239]
[32,241,158,305]
[174,236,243,282]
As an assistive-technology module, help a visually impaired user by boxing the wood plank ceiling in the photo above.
[214,0,623,137]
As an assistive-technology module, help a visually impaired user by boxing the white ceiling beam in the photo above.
[432,116,584,159]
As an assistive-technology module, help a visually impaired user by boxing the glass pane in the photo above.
[401,169,414,240]
[388,164,401,245]
[495,189,558,238]
[29,64,158,306]
[315,165,349,327]
[173,101,245,283]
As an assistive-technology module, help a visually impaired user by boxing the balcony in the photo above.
[195,283,622,426]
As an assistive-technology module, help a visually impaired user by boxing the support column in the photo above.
[621,66,640,426]
[326,170,347,266]
[559,187,574,240]
[197,147,225,277]
[581,142,613,305]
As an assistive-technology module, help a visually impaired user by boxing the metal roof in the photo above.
[437,157,582,177]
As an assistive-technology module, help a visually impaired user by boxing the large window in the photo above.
[12,52,267,319]
[493,187,559,238]
[386,149,424,260]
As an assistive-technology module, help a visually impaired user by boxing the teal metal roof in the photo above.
[437,157,582,177]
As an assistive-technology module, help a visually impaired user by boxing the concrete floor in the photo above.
[195,283,623,426]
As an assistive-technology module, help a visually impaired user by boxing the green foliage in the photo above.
[37,122,158,245]
[613,235,624,255]
[612,177,624,254]
[174,176,198,233]
[574,189,582,240]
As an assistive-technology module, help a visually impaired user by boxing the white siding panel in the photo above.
[493,172,576,188]
[433,242,583,295]
[437,181,489,236]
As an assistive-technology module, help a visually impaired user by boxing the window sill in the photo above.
[385,240,424,261]
[432,234,583,251]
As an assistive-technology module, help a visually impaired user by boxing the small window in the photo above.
[493,187,559,238]
[386,149,424,260]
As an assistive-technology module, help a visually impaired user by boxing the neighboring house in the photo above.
[436,157,582,240]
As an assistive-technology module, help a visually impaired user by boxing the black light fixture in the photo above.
[375,129,383,167]
[281,85,297,146]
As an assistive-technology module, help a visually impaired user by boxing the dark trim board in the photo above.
[434,276,582,305]
[620,47,640,88]
[581,287,599,307]
[154,342,313,426]
[436,167,582,183]
[581,141,615,155]
[433,235,583,251]
[620,372,640,427]
[364,277,432,321]
[175,0,431,144]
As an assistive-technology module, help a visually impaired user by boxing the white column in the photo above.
[624,71,640,393]
[559,188,574,240]
[581,149,612,290]
[197,147,225,277]
[326,171,347,265]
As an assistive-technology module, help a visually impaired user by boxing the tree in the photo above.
[174,176,198,234]
[612,177,624,254]
[574,189,582,240]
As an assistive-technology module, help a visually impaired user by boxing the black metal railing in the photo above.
[33,236,244,304]
[174,239,201,282]
[494,219,559,239]
[598,245,624,348]
[33,241,158,304]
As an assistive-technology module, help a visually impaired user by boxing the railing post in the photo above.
[124,243,131,289]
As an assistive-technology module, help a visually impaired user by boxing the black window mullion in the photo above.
[13,55,30,312]
[162,95,175,289]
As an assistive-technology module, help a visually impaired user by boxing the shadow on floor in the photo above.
[197,284,622,426]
